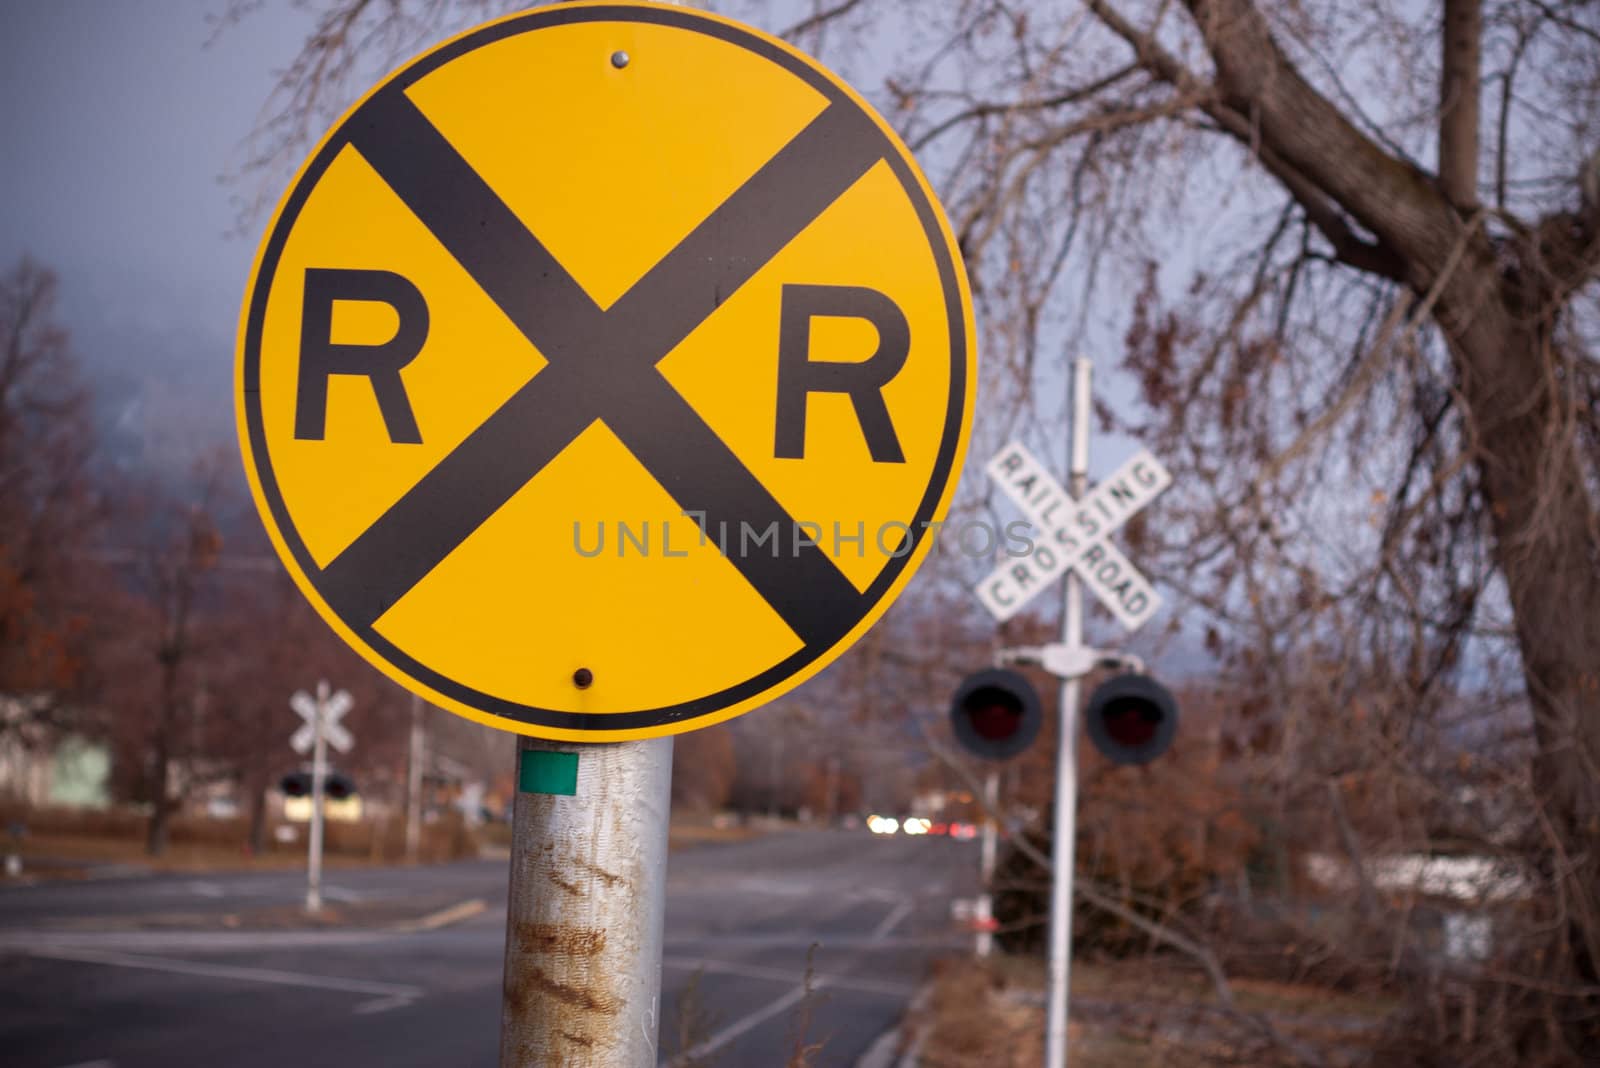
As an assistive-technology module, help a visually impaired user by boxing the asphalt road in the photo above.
[0,829,975,1067]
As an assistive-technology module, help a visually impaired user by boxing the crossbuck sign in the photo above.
[976,442,1172,630]
[291,687,354,755]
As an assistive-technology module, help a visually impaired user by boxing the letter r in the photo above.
[295,268,428,444]
[773,284,909,463]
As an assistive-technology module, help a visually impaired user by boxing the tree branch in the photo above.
[908,63,1140,153]
[1085,0,1406,280]
[1176,0,1466,273]
[1439,0,1483,209]
[779,0,865,43]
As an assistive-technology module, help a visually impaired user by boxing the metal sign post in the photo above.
[975,768,1000,957]
[406,692,424,864]
[307,683,328,914]
[500,736,674,1067]
[972,358,1177,1067]
[1044,359,1092,1068]
[290,681,352,914]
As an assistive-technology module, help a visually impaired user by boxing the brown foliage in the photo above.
[0,259,101,719]
[671,723,737,814]
[994,684,1255,957]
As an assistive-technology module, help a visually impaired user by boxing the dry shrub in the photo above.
[994,707,1254,958]
[0,801,143,840]
[917,957,1045,1068]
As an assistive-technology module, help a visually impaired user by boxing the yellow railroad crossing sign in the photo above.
[235,1,975,740]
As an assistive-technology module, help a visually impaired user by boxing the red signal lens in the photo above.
[965,687,1024,740]
[1100,698,1160,748]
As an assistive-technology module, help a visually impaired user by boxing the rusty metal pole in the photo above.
[499,735,674,1067]
[498,4,686,1062]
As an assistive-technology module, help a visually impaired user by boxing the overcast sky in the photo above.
[1,0,319,462]
[0,0,1141,470]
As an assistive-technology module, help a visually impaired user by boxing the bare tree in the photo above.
[836,1,1599,1056]
[99,458,229,856]
[0,258,102,747]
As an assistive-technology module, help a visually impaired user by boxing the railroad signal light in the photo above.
[278,769,359,799]
[1084,673,1178,765]
[950,668,1043,760]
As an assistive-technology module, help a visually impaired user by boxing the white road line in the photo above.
[870,899,914,942]
[1,930,389,952]
[351,994,417,1015]
[392,897,487,933]
[662,934,961,951]
[187,881,224,899]
[30,947,422,1015]
[661,956,914,999]
[859,887,907,904]
[320,885,364,904]
[663,983,818,1068]
[661,894,920,1065]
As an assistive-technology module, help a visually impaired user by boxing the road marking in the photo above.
[859,887,908,904]
[664,983,816,1068]
[855,1026,904,1068]
[664,891,921,1064]
[55,1061,115,1068]
[662,933,964,950]
[187,881,224,899]
[29,947,422,1015]
[351,994,417,1015]
[320,885,364,904]
[661,956,915,999]
[0,930,389,952]
[391,897,487,933]
[870,899,914,942]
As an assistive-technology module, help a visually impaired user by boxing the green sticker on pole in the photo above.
[519,749,579,796]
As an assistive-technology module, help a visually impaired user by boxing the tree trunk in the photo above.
[1437,255,1600,1046]
[248,779,269,856]
[144,742,170,857]
[144,650,180,858]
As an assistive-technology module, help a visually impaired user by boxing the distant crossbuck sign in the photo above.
[976,442,1172,630]
[235,4,975,741]
[291,688,354,755]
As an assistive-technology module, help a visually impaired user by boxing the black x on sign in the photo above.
[236,3,975,740]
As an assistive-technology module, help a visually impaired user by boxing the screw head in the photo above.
[573,668,594,689]
[610,50,629,69]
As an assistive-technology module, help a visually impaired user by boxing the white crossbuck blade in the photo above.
[975,442,1172,631]
[290,691,317,724]
[324,691,353,722]
[291,690,352,726]
[288,689,355,754]
[323,722,353,753]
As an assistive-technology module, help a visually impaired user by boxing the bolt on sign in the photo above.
[235,1,976,741]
